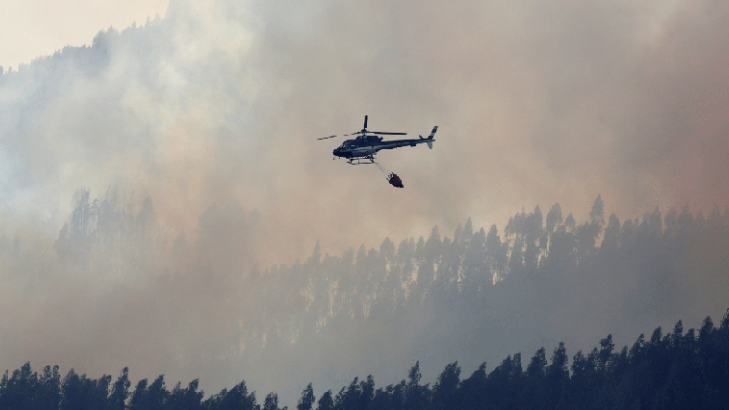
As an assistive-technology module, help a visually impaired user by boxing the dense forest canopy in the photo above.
[2,192,727,404]
[2,309,728,409]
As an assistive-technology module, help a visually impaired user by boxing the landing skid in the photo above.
[348,156,376,165]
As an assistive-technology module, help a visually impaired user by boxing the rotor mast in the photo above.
[317,115,407,141]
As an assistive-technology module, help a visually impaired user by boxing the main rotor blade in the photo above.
[371,131,407,135]
[317,135,339,140]
[364,115,368,129]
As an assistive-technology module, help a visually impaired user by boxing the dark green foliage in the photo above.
[34,366,61,410]
[458,363,487,410]
[431,362,460,410]
[0,363,37,410]
[144,375,169,410]
[263,392,286,410]
[296,384,315,410]
[60,369,111,410]
[129,376,170,410]
[0,312,727,409]
[526,348,547,379]
[166,380,204,410]
[333,377,373,410]
[128,378,150,410]
[215,381,257,410]
[404,362,429,410]
[315,391,334,410]
[107,367,130,410]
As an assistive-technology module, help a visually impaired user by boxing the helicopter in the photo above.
[318,115,438,165]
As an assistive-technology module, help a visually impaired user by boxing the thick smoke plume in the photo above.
[2,0,728,257]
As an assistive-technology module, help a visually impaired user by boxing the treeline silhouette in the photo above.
[0,364,278,410]
[2,310,727,409]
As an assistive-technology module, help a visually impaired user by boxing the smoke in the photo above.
[3,0,728,258]
[1,0,728,405]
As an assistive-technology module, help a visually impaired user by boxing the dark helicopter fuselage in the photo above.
[333,131,436,162]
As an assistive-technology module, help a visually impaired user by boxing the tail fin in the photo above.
[427,126,437,149]
[428,126,438,139]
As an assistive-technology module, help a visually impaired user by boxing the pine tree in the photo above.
[297,384,315,410]
[315,391,333,410]
[107,367,130,410]
[432,362,460,410]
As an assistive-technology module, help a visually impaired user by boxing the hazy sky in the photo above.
[3,0,727,265]
[0,0,169,71]
[1,0,728,403]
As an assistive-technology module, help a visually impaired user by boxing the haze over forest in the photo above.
[1,0,728,407]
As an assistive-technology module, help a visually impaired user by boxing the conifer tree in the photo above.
[107,367,130,410]
[296,384,315,410]
[315,390,333,410]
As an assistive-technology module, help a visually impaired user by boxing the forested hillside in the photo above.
[24,192,728,403]
[2,310,728,409]
[229,195,729,396]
